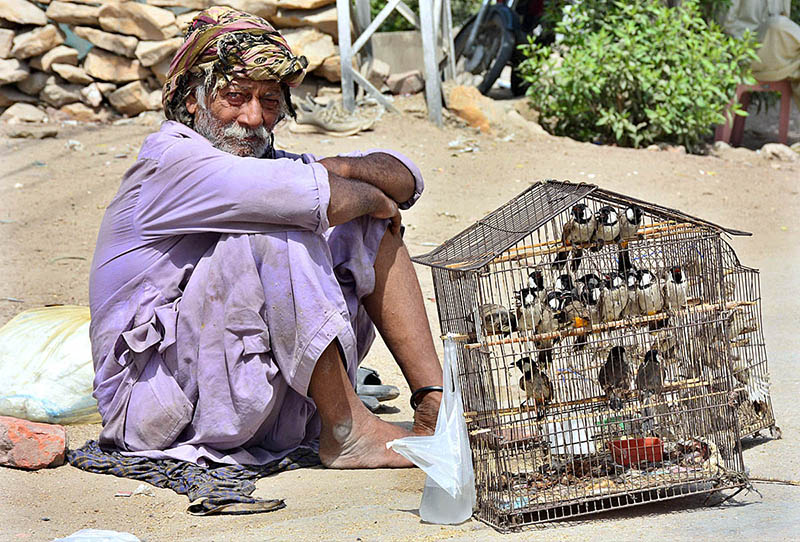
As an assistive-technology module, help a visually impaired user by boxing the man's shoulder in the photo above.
[138,120,211,162]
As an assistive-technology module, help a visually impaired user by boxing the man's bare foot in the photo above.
[412,391,442,436]
[319,406,414,469]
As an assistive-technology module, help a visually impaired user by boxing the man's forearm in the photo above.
[319,154,415,204]
[327,172,398,227]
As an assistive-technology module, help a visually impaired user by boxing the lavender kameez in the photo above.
[89,120,424,466]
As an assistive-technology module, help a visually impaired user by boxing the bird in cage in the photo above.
[554,272,575,295]
[617,204,643,274]
[599,272,628,322]
[578,273,605,324]
[535,290,564,367]
[577,273,603,297]
[651,329,679,358]
[729,308,758,338]
[479,303,517,336]
[598,345,632,410]
[694,309,757,370]
[560,289,587,330]
[579,278,603,324]
[636,349,665,396]
[592,205,621,249]
[514,356,554,419]
[572,273,603,350]
[527,269,546,291]
[619,204,643,241]
[515,287,542,333]
[663,265,688,310]
[636,269,664,316]
[514,270,547,332]
[731,357,752,387]
[730,357,770,417]
[623,269,640,318]
[553,203,596,272]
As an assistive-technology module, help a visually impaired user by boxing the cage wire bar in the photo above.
[413,181,771,530]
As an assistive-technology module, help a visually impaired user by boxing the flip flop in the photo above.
[356,366,400,402]
[359,395,381,413]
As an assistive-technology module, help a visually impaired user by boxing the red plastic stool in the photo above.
[715,79,792,146]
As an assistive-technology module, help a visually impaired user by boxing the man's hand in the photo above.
[328,172,402,233]
[370,193,402,235]
[319,154,415,205]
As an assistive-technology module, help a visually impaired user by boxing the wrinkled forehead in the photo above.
[224,77,282,94]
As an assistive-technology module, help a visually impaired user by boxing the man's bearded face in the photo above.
[189,78,283,158]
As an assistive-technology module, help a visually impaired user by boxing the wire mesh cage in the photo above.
[414,181,766,530]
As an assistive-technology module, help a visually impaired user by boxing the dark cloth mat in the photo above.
[67,440,321,515]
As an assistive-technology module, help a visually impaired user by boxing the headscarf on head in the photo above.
[162,6,308,126]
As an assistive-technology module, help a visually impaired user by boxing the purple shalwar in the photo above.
[89,120,423,466]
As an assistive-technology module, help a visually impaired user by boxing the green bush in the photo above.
[518,0,759,151]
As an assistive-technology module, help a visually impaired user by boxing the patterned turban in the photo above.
[162,6,308,125]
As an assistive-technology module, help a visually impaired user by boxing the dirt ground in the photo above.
[1,95,799,541]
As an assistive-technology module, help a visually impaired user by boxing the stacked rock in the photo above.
[0,0,342,122]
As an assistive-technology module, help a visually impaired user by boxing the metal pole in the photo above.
[419,0,443,126]
[336,0,355,111]
[354,0,373,60]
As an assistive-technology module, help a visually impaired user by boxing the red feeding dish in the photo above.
[608,437,664,466]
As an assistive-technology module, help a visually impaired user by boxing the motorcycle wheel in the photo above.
[454,12,516,95]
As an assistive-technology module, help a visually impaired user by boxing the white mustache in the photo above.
[223,122,269,141]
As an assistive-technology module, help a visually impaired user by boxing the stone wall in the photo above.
[0,0,342,122]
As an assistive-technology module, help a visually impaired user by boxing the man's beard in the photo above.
[193,106,272,158]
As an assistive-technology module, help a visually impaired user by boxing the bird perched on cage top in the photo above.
[480,303,516,337]
[598,345,632,410]
[636,269,664,316]
[663,265,688,310]
[599,272,628,323]
[515,356,554,419]
[592,205,621,248]
[636,349,665,396]
[553,203,596,272]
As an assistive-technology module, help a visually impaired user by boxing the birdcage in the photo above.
[413,180,765,530]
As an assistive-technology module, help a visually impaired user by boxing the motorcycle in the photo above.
[454,0,551,96]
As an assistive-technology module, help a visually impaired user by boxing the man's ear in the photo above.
[186,93,198,115]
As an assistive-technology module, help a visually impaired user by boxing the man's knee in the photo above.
[123,357,194,451]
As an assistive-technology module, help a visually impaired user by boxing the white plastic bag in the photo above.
[387,336,476,524]
[51,529,141,542]
[0,306,100,424]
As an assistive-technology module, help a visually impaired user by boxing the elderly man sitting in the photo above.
[89,6,442,469]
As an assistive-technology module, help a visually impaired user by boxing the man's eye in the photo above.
[260,97,279,107]
[225,92,245,104]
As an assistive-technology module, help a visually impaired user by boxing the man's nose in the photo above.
[237,96,263,128]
